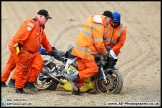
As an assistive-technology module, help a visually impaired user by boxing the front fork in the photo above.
[100,66,108,84]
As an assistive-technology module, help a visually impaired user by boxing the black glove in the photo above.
[47,49,65,58]
[47,47,58,56]
[47,51,52,56]
[52,47,56,50]
[106,46,111,51]
[55,50,65,58]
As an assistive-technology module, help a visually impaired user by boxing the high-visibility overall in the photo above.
[1,46,48,84]
[1,46,47,83]
[7,16,52,88]
[1,53,16,82]
[71,14,108,87]
[103,23,126,56]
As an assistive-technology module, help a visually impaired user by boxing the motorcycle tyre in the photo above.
[93,69,123,94]
[34,60,59,90]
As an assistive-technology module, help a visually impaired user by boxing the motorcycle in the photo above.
[34,46,123,94]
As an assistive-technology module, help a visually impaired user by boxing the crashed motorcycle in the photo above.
[34,47,123,94]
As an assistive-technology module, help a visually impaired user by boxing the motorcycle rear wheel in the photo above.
[93,69,123,94]
[34,60,59,90]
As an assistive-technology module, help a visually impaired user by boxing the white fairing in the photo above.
[65,58,76,71]
[110,50,117,59]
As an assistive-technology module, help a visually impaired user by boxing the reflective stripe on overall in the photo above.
[74,23,107,55]
[104,23,124,47]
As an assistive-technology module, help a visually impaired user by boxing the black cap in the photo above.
[102,10,114,20]
[37,9,52,19]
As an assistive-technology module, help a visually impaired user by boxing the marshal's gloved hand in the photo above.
[52,47,56,50]
[106,45,112,52]
[38,47,47,55]
[38,46,59,55]
[47,47,59,57]
[47,48,65,58]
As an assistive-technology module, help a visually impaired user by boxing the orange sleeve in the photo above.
[41,31,52,52]
[112,27,126,52]
[103,39,109,47]
[103,27,108,47]
[92,25,107,55]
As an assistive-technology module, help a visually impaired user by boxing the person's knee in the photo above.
[92,66,98,73]
[39,61,44,72]
[39,58,44,68]
[33,60,44,71]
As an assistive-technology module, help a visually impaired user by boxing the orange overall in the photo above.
[103,23,126,56]
[71,14,108,87]
[1,53,16,82]
[7,16,52,88]
[1,47,45,83]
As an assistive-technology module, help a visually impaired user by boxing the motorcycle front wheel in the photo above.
[93,69,123,94]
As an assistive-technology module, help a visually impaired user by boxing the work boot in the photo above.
[15,88,25,94]
[1,81,7,87]
[24,81,39,92]
[72,87,81,96]
[24,81,30,89]
[8,78,15,88]
[69,74,80,91]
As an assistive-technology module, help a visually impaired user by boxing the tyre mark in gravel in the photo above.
[115,2,160,74]
[50,2,109,48]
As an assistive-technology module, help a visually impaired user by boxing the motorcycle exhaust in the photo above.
[41,66,64,85]
[46,72,65,85]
